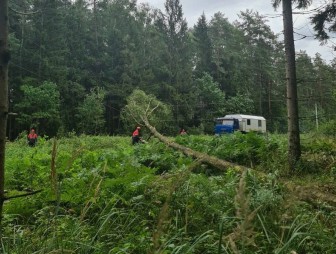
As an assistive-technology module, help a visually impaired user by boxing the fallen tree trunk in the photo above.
[123,90,336,209]
[145,124,336,210]
[123,90,248,171]
[143,120,249,173]
[144,121,336,209]
[285,183,336,209]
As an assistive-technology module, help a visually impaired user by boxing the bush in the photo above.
[318,119,336,136]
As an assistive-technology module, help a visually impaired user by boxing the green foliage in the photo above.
[311,2,336,41]
[59,81,86,133]
[135,140,192,174]
[193,14,212,78]
[7,0,336,137]
[76,87,106,134]
[3,122,336,253]
[14,81,61,135]
[318,120,336,137]
[299,134,336,174]
[121,89,173,133]
[175,132,287,171]
[192,73,226,132]
[225,93,255,115]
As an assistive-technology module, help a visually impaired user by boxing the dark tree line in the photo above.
[5,0,336,138]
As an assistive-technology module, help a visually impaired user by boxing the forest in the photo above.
[1,0,336,253]
[5,0,336,137]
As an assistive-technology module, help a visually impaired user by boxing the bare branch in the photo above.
[9,7,40,15]
[145,97,154,116]
[126,107,143,126]
[3,189,43,201]
[148,102,161,116]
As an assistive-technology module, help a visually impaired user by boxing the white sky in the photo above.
[137,0,336,63]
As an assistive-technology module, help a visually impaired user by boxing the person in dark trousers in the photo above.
[132,126,141,145]
[27,128,38,147]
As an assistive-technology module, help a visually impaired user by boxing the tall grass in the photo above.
[2,134,336,253]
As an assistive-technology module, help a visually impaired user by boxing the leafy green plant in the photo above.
[3,134,336,253]
[14,81,61,136]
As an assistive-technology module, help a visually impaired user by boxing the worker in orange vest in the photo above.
[27,128,38,147]
[132,126,142,145]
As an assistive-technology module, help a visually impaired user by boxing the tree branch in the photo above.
[9,7,40,15]
[3,189,43,201]
[145,98,153,116]
[125,106,143,126]
[147,102,161,117]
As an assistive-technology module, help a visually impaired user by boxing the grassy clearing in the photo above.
[1,133,336,253]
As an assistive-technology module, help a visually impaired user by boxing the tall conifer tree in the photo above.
[272,0,312,169]
[193,13,212,78]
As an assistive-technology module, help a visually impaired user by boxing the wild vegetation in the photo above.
[6,0,336,137]
[1,132,336,253]
[1,0,336,253]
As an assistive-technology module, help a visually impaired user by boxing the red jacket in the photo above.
[132,129,139,137]
[28,133,38,139]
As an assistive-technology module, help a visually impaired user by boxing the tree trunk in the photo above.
[143,119,248,173]
[282,0,301,169]
[0,0,9,232]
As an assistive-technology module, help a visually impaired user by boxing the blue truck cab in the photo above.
[215,117,240,134]
[215,114,266,134]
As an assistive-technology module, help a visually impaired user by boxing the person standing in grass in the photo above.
[132,126,142,145]
[179,128,187,135]
[27,128,38,147]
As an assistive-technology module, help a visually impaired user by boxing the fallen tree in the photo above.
[144,120,248,172]
[285,182,336,208]
[122,89,248,173]
[122,89,336,209]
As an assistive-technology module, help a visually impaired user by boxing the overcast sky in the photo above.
[137,0,336,63]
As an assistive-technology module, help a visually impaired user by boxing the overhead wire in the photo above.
[261,2,336,53]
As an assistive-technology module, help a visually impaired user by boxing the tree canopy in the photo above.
[4,0,336,138]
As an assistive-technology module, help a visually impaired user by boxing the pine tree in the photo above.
[154,0,193,126]
[193,13,212,78]
[272,0,312,169]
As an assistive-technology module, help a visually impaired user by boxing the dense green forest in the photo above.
[2,0,336,253]
[7,0,336,138]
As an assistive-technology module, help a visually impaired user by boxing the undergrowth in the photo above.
[1,133,335,253]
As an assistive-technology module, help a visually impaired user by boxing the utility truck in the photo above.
[215,114,266,134]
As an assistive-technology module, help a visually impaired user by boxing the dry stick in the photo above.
[4,190,43,201]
